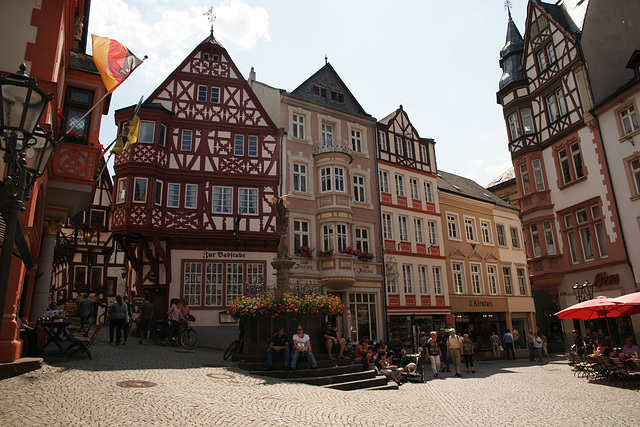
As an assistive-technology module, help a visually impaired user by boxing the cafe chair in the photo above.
[65,322,103,360]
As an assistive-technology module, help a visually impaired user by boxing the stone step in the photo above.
[233,352,350,363]
[238,357,351,371]
[358,382,400,391]
[286,369,377,386]
[323,376,391,391]
[249,364,363,380]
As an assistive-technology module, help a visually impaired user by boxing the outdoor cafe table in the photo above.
[36,320,71,353]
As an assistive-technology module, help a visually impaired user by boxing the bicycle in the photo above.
[153,315,199,349]
[224,331,244,360]
[97,303,110,325]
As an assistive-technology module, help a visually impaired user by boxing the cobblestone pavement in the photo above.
[1,331,639,427]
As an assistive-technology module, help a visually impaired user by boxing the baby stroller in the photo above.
[399,352,425,383]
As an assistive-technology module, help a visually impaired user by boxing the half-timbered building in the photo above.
[375,106,450,348]
[250,63,384,343]
[497,0,639,345]
[112,34,280,343]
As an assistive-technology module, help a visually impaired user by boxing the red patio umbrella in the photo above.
[610,292,640,316]
[554,296,626,345]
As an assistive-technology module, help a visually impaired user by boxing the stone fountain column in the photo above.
[270,197,295,294]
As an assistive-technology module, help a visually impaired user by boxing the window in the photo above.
[116,178,126,204]
[395,175,405,197]
[159,124,166,147]
[387,272,397,294]
[184,262,202,306]
[321,167,344,192]
[323,224,334,251]
[543,220,556,255]
[238,188,258,214]
[247,263,263,285]
[517,268,527,295]
[395,137,404,156]
[532,159,545,191]
[74,266,87,287]
[351,129,362,152]
[496,224,507,246]
[487,266,498,295]
[355,227,370,253]
[508,112,521,140]
[433,267,442,294]
[353,175,366,203]
[630,158,640,195]
[382,213,393,240]
[402,265,413,294]
[62,87,94,136]
[520,163,531,195]
[502,267,513,295]
[248,136,258,157]
[556,88,568,116]
[591,205,608,258]
[155,180,163,206]
[398,216,409,241]
[470,263,482,294]
[521,108,535,134]
[293,163,308,193]
[427,221,437,245]
[410,178,420,200]
[133,178,148,203]
[510,227,521,249]
[210,87,220,104]
[167,184,180,208]
[418,266,429,294]
[420,145,429,163]
[424,182,433,203]
[379,171,390,193]
[234,135,244,156]
[530,223,541,257]
[564,214,579,264]
[292,114,305,139]
[226,263,243,306]
[537,50,548,71]
[414,218,424,243]
[336,224,347,251]
[197,85,207,102]
[334,168,345,192]
[212,187,232,214]
[464,217,476,242]
[378,131,387,151]
[139,121,155,143]
[181,130,193,151]
[546,43,557,64]
[620,105,640,136]
[452,262,465,294]
[547,88,567,122]
[405,140,413,158]
[558,142,584,185]
[293,220,310,248]
[322,123,333,147]
[481,220,492,244]
[185,184,197,209]
[447,213,460,239]
[205,263,223,306]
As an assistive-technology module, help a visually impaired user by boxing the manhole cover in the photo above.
[116,380,157,388]
[206,373,234,380]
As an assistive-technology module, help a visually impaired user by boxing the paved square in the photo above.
[1,333,639,426]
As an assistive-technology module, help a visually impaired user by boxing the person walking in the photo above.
[108,295,127,345]
[138,295,154,345]
[490,331,501,358]
[122,295,133,345]
[76,293,93,334]
[533,332,544,362]
[462,334,475,373]
[503,329,516,360]
[437,327,450,373]
[447,328,463,377]
[426,331,441,378]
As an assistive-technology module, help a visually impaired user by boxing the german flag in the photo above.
[92,35,142,93]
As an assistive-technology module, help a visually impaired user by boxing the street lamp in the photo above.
[0,64,56,333]
[572,280,594,302]
[82,228,94,244]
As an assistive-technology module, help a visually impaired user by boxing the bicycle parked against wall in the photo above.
[224,331,244,360]
[153,315,199,349]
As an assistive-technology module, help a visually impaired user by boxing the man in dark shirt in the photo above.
[323,322,347,359]
[437,328,450,372]
[265,327,290,371]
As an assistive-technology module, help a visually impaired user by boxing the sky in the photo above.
[87,0,529,187]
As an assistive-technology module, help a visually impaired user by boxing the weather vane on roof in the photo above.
[325,54,328,65]
[505,0,512,18]
[204,6,216,35]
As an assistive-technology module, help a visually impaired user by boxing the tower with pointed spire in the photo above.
[498,7,525,91]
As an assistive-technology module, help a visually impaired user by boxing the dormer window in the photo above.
[537,42,557,73]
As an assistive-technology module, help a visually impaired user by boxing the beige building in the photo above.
[439,171,536,352]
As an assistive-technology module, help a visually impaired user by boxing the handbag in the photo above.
[498,345,504,352]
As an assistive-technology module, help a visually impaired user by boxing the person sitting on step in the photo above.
[323,322,347,360]
[265,326,290,371]
[291,324,318,371]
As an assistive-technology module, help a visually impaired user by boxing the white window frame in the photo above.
[197,85,207,102]
[395,175,405,197]
[167,183,180,208]
[234,135,244,157]
[531,223,541,258]
[517,268,527,295]
[292,113,305,139]
[181,129,193,151]
[248,135,258,157]
[378,131,387,151]
[496,224,507,247]
[620,105,640,136]
[226,263,243,306]
[139,121,155,144]
[212,186,233,214]
[395,136,403,156]
[184,262,202,306]
[204,262,223,307]
[382,213,393,240]
[452,262,465,294]
[402,265,413,294]
[543,220,556,255]
[433,266,442,295]
[398,216,409,241]
[353,175,366,203]
[424,182,434,203]
[532,159,545,191]
[414,218,424,244]
[238,188,258,215]
[418,266,429,294]
[351,128,363,153]
[427,221,437,245]
[510,227,521,249]
[502,266,513,295]
[470,263,482,294]
[210,87,220,104]
[336,223,348,251]
[379,171,390,193]
[355,227,370,253]
[464,216,477,243]
[185,184,198,209]
[323,224,334,251]
[405,140,413,158]
[480,220,492,245]
[292,163,308,193]
[487,265,498,295]
[322,123,333,147]
[447,213,460,240]
[133,177,148,203]
[293,220,310,249]
[409,178,420,200]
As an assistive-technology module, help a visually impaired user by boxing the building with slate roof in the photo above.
[251,63,384,343]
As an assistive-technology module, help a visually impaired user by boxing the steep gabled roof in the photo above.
[70,51,99,74]
[289,63,372,120]
[437,170,516,211]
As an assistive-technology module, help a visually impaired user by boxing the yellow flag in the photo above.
[111,115,140,155]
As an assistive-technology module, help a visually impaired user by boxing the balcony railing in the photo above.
[312,139,352,156]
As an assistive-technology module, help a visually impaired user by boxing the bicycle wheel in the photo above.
[224,340,240,360]
[180,328,199,349]
[153,328,171,346]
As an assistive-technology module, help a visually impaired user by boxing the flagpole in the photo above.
[56,56,147,144]
[95,152,114,179]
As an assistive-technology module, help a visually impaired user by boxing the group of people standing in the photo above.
[107,295,154,346]
[498,328,547,362]
[421,328,475,378]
